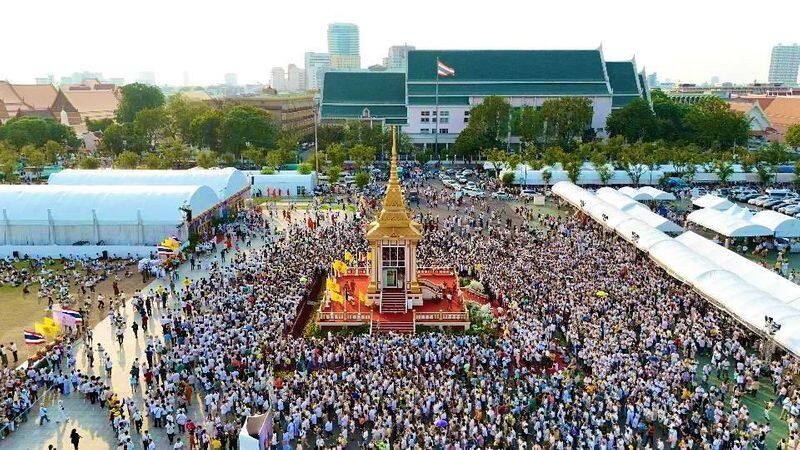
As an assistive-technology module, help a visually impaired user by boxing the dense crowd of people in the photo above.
[3,182,800,449]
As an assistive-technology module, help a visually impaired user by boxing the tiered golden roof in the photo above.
[366,126,422,242]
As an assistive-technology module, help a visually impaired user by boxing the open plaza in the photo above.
[0,127,799,450]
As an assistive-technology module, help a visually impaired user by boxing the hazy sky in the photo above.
[3,0,797,86]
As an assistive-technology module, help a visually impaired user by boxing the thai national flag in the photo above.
[61,308,84,323]
[437,60,455,77]
[24,330,45,344]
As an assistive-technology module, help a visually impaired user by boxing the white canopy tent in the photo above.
[613,218,672,252]
[687,208,773,237]
[0,184,219,246]
[625,207,684,234]
[596,187,651,212]
[551,181,597,209]
[692,194,733,210]
[751,210,800,238]
[637,186,677,201]
[49,167,249,201]
[721,204,754,221]
[675,231,800,305]
[585,200,631,230]
[618,186,649,201]
[648,240,721,284]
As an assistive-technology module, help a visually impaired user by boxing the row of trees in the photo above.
[606,91,751,149]
[452,96,595,158]
[486,138,798,187]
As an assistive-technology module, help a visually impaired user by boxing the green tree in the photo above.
[468,96,511,149]
[485,148,507,176]
[189,108,222,150]
[133,108,169,149]
[591,152,614,185]
[349,144,377,170]
[276,132,301,164]
[0,117,77,148]
[605,98,658,143]
[651,89,690,142]
[142,152,163,169]
[115,151,140,169]
[415,150,431,166]
[562,153,582,184]
[542,146,565,168]
[165,94,210,141]
[219,106,278,155]
[314,125,345,153]
[620,144,647,185]
[242,147,268,168]
[42,140,63,164]
[0,143,20,182]
[540,97,594,148]
[711,152,735,185]
[159,137,190,169]
[515,106,545,147]
[327,165,342,184]
[20,145,46,178]
[542,168,553,189]
[78,156,101,169]
[452,125,487,160]
[86,118,114,133]
[265,149,289,169]
[117,83,166,123]
[326,143,348,167]
[786,124,800,149]
[195,149,219,168]
[501,171,516,186]
[297,162,313,175]
[684,97,749,149]
[355,171,370,189]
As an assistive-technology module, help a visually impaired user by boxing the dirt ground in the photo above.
[0,261,148,365]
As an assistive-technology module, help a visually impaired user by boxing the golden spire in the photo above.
[366,126,422,241]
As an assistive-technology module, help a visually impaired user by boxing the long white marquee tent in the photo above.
[0,184,219,246]
[751,210,800,238]
[48,168,249,202]
[687,208,773,238]
[551,181,800,355]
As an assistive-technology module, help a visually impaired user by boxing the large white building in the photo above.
[304,52,330,91]
[270,67,287,92]
[321,48,650,149]
[384,45,415,71]
[287,64,306,93]
[768,44,800,86]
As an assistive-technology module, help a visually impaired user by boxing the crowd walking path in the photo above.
[0,211,293,450]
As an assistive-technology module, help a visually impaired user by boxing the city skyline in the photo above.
[2,0,798,86]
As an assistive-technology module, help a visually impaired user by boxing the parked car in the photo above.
[461,169,475,177]
[491,189,512,200]
[461,188,486,198]
[519,189,537,200]
[466,181,478,190]
[749,195,770,206]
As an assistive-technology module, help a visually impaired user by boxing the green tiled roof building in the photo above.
[321,47,649,148]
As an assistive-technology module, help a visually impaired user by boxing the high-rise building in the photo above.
[271,67,287,92]
[58,71,103,85]
[35,74,54,85]
[768,44,800,85]
[304,52,331,90]
[710,75,720,86]
[385,45,415,71]
[224,73,238,87]
[646,72,658,88]
[327,23,360,69]
[287,64,306,93]
[138,71,156,85]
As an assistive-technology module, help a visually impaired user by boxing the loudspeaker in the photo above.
[102,250,109,260]
[12,251,19,258]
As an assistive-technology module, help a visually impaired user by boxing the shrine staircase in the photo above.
[380,288,407,314]
[374,288,414,335]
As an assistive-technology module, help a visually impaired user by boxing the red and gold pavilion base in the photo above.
[318,267,487,334]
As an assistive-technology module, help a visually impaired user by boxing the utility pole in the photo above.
[314,102,319,174]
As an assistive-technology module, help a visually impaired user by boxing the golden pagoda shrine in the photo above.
[317,127,487,335]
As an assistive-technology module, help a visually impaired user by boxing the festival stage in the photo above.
[317,267,487,334]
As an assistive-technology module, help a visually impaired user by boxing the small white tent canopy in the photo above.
[613,218,672,251]
[551,181,596,208]
[692,194,733,210]
[637,186,677,201]
[687,208,773,237]
[618,186,649,201]
[625,207,684,234]
[0,184,219,246]
[48,167,249,201]
[596,187,651,212]
[689,269,792,323]
[647,240,720,284]
[585,200,631,230]
[721,204,754,221]
[751,210,800,238]
[676,231,800,304]
[775,316,800,355]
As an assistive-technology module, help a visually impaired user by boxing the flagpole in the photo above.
[435,57,440,161]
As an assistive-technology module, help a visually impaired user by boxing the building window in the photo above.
[420,117,430,123]
[440,128,449,134]
[439,117,449,124]
[421,111,430,117]
[463,117,469,123]
[440,111,450,117]
[464,110,470,116]
[420,128,430,133]
[431,117,437,123]
[431,110,437,116]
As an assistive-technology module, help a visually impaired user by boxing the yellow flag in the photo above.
[333,260,348,274]
[43,317,57,327]
[330,290,344,304]
[34,322,48,336]
[326,277,340,293]
[344,251,354,263]
[359,292,372,307]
